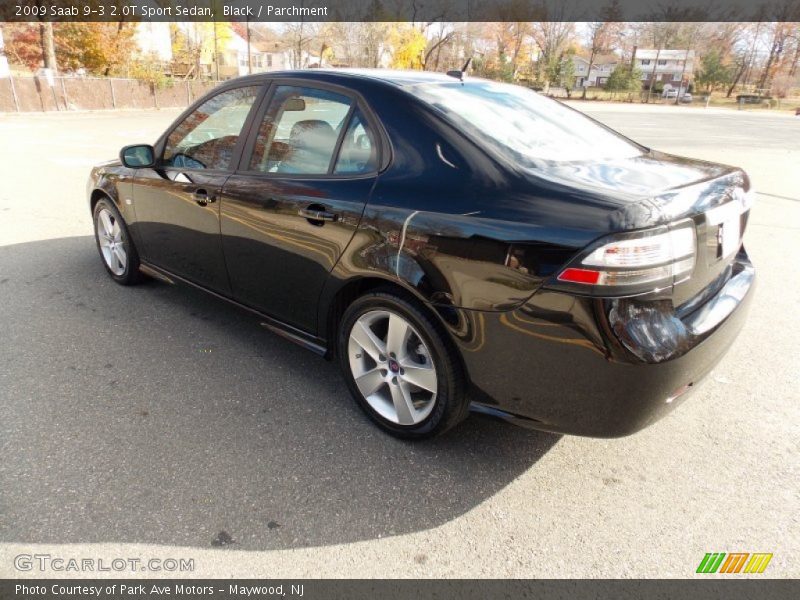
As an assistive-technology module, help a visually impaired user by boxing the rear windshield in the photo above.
[407,80,643,165]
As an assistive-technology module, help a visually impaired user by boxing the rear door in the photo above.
[220,83,381,333]
[132,85,263,293]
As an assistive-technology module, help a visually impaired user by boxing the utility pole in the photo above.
[39,21,57,73]
[246,16,252,75]
[646,47,661,104]
[675,49,691,105]
[213,21,219,80]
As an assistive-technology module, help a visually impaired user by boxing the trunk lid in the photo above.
[526,151,753,305]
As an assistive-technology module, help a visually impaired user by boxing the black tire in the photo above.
[337,291,469,439]
[92,197,144,286]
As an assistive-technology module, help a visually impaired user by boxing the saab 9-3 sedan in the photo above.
[87,70,755,438]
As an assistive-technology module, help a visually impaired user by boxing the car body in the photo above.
[87,70,755,438]
[663,88,691,103]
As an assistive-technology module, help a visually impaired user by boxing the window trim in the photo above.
[332,105,381,176]
[152,82,269,176]
[234,77,388,181]
[327,102,357,174]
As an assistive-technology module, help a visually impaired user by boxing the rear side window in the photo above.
[408,81,641,165]
[163,86,260,171]
[249,86,352,175]
[334,109,378,174]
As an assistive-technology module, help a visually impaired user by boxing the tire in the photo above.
[92,197,144,285]
[338,291,469,439]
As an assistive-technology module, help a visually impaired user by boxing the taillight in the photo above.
[554,219,696,295]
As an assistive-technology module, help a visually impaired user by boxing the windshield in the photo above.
[407,80,643,165]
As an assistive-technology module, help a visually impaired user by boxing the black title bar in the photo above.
[2,0,800,23]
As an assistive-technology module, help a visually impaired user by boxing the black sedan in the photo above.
[87,70,755,438]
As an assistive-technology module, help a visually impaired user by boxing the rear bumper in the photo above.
[458,249,755,437]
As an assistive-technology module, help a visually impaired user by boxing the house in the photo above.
[217,33,279,78]
[634,49,695,90]
[573,54,619,87]
[215,32,296,78]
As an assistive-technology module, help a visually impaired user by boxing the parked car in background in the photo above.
[87,70,755,439]
[663,88,692,103]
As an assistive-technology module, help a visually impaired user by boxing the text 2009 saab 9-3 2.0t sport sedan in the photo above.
[87,70,755,439]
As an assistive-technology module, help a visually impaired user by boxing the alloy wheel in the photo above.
[347,309,438,426]
[96,207,127,276]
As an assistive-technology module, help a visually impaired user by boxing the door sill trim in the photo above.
[139,263,175,284]
[139,261,328,357]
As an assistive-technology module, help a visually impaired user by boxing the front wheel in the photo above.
[338,292,469,439]
[93,198,143,285]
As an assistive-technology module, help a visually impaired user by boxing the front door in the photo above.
[221,84,380,333]
[132,85,262,293]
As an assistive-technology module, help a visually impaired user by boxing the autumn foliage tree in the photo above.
[58,23,136,75]
[389,24,427,70]
[4,22,136,75]
[3,23,43,71]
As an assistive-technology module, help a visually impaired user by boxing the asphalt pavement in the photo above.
[0,102,797,578]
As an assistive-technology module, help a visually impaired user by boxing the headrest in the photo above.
[289,120,336,144]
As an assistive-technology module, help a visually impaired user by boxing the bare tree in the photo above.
[638,22,681,103]
[283,21,321,69]
[421,22,455,71]
[687,22,747,97]
[582,16,623,99]
[672,23,704,104]
[530,21,576,86]
[757,22,794,90]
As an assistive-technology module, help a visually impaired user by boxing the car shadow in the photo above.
[0,236,560,551]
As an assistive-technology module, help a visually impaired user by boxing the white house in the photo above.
[634,49,695,89]
[217,33,293,78]
[573,54,619,87]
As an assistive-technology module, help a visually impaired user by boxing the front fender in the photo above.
[87,160,133,212]
[87,162,141,247]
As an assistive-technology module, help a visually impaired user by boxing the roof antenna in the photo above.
[446,57,472,81]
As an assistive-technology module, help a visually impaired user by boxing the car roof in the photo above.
[229,68,465,89]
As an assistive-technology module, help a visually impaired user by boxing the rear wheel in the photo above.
[93,198,143,285]
[338,291,468,438]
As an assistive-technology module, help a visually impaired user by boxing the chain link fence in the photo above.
[0,76,221,112]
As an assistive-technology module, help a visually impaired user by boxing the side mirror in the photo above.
[120,144,156,168]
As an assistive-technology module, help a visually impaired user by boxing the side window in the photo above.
[334,109,378,174]
[163,86,260,171]
[249,86,352,175]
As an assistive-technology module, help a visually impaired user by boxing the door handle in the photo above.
[193,189,216,206]
[299,206,339,224]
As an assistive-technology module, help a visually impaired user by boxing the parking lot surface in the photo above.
[0,103,798,578]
